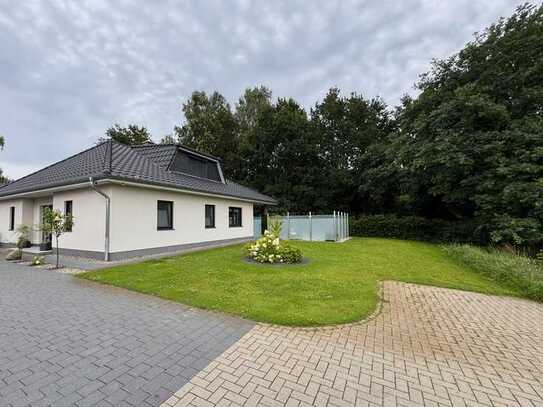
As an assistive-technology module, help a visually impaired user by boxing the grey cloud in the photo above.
[0,0,523,178]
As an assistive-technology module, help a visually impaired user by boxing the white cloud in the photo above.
[0,0,524,178]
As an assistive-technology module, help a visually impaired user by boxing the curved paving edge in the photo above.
[163,281,543,407]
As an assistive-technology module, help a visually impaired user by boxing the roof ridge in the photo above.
[132,142,222,162]
[4,142,108,187]
[130,144,158,149]
[102,140,113,174]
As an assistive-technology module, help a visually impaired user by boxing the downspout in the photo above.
[89,177,110,261]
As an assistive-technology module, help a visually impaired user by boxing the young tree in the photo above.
[100,124,152,145]
[0,135,7,184]
[0,168,7,184]
[160,134,177,144]
[41,208,74,269]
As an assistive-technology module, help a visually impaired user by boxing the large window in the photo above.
[229,207,242,227]
[170,150,222,181]
[64,200,73,232]
[157,201,173,230]
[8,206,14,231]
[205,204,215,229]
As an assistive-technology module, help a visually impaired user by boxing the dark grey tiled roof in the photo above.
[0,141,277,204]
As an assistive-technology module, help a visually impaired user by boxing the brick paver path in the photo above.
[0,261,254,406]
[164,282,543,407]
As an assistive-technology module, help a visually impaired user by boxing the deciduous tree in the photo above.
[393,3,543,246]
[174,91,240,178]
[101,124,152,145]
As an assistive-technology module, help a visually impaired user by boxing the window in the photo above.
[205,205,215,228]
[170,150,222,182]
[64,200,73,232]
[157,201,173,230]
[229,207,242,227]
[8,206,14,231]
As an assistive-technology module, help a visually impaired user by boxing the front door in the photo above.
[40,204,53,250]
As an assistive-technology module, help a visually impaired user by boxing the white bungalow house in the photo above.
[0,141,276,260]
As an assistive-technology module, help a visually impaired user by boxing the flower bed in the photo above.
[245,223,302,264]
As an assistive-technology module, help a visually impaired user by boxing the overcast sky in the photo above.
[0,0,524,179]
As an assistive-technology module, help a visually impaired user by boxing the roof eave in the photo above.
[103,176,277,205]
[0,175,278,205]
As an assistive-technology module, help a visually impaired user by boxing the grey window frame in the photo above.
[205,204,215,229]
[64,200,73,232]
[229,207,242,228]
[157,200,174,230]
[8,206,14,231]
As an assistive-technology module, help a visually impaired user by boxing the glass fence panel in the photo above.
[254,216,261,238]
[287,216,311,240]
[311,215,336,241]
[254,214,348,242]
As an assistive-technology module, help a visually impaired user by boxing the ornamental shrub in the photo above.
[30,255,45,266]
[245,221,302,264]
[350,215,485,244]
[5,248,22,261]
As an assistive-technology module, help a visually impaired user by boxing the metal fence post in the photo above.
[338,211,341,240]
[339,212,342,240]
[287,211,290,240]
[341,212,343,240]
[309,211,312,241]
[333,211,337,241]
[343,212,346,239]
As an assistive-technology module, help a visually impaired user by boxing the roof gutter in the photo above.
[89,177,110,262]
[104,178,277,205]
[0,177,277,205]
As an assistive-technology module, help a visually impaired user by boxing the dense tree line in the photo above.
[170,87,394,214]
[104,4,542,248]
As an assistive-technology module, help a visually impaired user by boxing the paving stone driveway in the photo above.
[165,282,543,407]
[0,261,254,407]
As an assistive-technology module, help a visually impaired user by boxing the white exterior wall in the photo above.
[52,187,112,252]
[1,184,255,255]
[0,198,33,243]
[109,185,254,253]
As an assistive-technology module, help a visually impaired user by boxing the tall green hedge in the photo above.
[350,215,485,244]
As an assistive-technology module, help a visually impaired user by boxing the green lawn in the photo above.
[78,238,521,326]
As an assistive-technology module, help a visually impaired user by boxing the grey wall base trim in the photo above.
[0,243,16,248]
[57,236,254,261]
[1,243,42,248]
[56,248,107,260]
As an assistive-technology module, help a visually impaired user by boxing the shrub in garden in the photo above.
[30,255,45,266]
[16,224,32,249]
[5,248,22,261]
[245,221,302,264]
[350,215,484,244]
